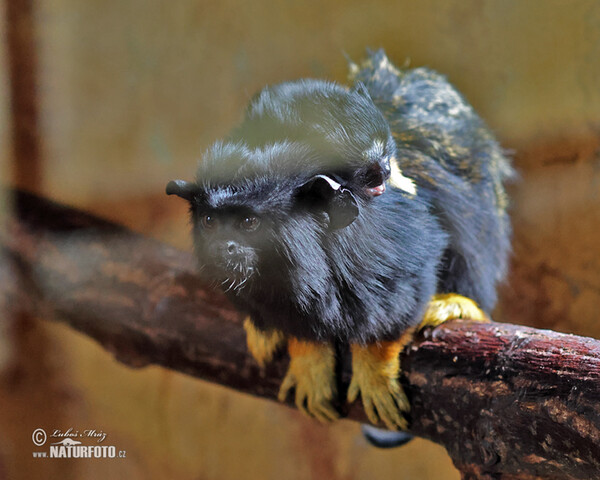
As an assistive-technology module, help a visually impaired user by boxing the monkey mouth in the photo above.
[214,265,256,293]
[196,256,257,293]
[366,183,386,196]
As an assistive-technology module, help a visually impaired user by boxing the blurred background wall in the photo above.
[1,0,599,479]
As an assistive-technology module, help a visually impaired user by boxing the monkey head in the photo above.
[166,142,361,293]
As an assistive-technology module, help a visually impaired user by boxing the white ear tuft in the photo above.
[388,157,417,196]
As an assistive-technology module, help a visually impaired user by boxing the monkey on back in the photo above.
[167,49,511,429]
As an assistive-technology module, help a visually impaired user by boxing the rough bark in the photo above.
[1,188,599,479]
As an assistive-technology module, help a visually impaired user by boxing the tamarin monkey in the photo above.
[167,50,512,439]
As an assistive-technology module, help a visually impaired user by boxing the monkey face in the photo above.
[191,207,264,292]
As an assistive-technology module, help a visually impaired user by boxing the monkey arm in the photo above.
[277,338,339,423]
[348,338,411,430]
[244,319,339,422]
[421,293,490,327]
[348,293,489,430]
[243,317,286,368]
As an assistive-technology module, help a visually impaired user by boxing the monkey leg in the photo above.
[243,317,286,368]
[277,338,340,423]
[348,293,489,430]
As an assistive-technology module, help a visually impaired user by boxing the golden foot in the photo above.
[347,340,409,430]
[277,338,340,423]
[420,293,489,329]
[243,317,286,368]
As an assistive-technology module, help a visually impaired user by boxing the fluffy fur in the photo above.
[167,49,512,345]
[351,51,513,311]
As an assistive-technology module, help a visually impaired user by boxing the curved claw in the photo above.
[349,377,408,430]
[278,371,296,402]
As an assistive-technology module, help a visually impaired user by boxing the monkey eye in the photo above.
[200,214,217,229]
[240,215,260,232]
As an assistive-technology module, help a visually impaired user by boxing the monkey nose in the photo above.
[225,241,239,256]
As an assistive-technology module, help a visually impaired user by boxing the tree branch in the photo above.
[1,188,599,480]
